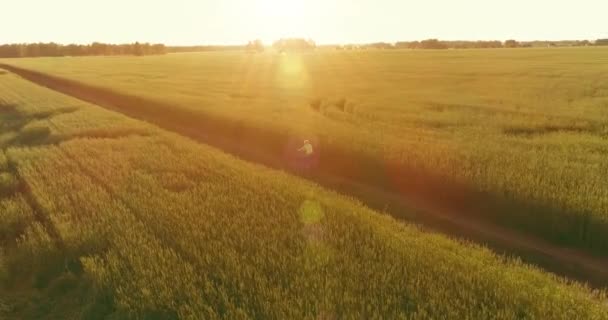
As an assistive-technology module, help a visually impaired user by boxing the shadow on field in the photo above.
[0,99,77,259]
[0,100,117,319]
[0,101,151,149]
[0,102,76,148]
[2,64,608,288]
[503,124,595,137]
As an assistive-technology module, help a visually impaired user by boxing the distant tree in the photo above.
[504,40,519,48]
[366,42,394,49]
[246,39,264,53]
[167,45,244,53]
[152,43,167,54]
[405,41,421,49]
[428,40,503,49]
[26,43,41,57]
[474,41,502,48]
[65,44,81,56]
[273,38,316,52]
[91,42,107,55]
[0,42,167,58]
[0,44,20,57]
[396,40,503,50]
[419,39,448,49]
[596,39,608,46]
[133,42,143,56]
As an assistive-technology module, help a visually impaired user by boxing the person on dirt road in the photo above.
[298,139,314,157]
[296,139,315,173]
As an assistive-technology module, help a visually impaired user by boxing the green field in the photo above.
[5,47,608,253]
[1,62,607,318]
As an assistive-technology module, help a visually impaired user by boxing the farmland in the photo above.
[1,63,607,318]
[4,47,608,255]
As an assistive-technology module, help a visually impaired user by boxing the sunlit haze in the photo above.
[1,0,607,45]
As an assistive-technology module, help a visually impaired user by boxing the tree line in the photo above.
[169,39,608,53]
[335,39,606,50]
[272,38,316,52]
[5,38,602,58]
[0,42,166,58]
[167,45,244,53]
[168,39,316,53]
[595,39,608,46]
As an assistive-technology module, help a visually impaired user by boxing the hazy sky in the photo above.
[2,0,607,45]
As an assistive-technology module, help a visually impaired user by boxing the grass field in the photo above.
[4,47,608,254]
[1,66,607,318]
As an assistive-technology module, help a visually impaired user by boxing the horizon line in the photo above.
[2,37,606,47]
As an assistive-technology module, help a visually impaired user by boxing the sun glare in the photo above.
[257,0,305,19]
[251,0,310,43]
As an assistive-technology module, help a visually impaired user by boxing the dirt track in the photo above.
[2,63,608,288]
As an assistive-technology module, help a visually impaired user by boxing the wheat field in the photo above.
[0,64,607,318]
[5,47,608,253]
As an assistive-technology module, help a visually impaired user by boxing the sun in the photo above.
[251,0,309,42]
[257,0,306,19]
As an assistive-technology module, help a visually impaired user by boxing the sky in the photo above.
[1,0,607,45]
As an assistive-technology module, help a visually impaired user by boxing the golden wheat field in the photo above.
[1,58,607,318]
[5,48,608,254]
